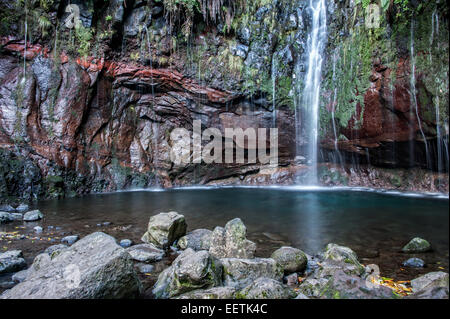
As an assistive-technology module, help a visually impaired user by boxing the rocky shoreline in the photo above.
[1,209,448,299]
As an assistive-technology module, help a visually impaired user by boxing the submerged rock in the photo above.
[271,246,307,274]
[0,250,27,274]
[177,229,212,251]
[1,232,141,299]
[237,277,296,299]
[221,258,283,289]
[153,249,222,299]
[402,238,431,253]
[126,244,164,263]
[10,213,23,221]
[209,218,256,259]
[141,212,187,249]
[23,210,43,222]
[176,287,237,299]
[403,258,425,268]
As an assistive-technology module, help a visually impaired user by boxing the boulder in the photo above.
[237,277,296,299]
[221,258,283,289]
[176,287,237,299]
[0,211,12,224]
[209,218,256,259]
[298,278,329,297]
[402,237,431,253]
[141,212,187,249]
[402,258,425,268]
[10,213,23,221]
[0,204,15,212]
[411,272,449,293]
[153,249,222,299]
[137,263,154,274]
[323,243,364,275]
[0,250,27,274]
[1,232,141,299]
[126,244,164,263]
[271,246,307,274]
[177,229,212,251]
[23,210,43,222]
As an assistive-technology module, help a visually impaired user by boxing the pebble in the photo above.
[403,258,425,268]
[61,235,79,245]
[33,226,43,233]
[120,239,132,248]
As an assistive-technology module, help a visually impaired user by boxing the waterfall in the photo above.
[410,19,431,169]
[330,48,343,166]
[296,0,327,185]
[271,56,277,128]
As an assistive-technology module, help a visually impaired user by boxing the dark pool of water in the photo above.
[1,188,449,282]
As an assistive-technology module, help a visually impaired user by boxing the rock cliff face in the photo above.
[0,0,448,202]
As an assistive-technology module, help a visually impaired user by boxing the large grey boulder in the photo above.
[126,244,164,263]
[402,237,431,253]
[141,212,187,249]
[1,232,141,299]
[0,211,12,224]
[221,258,283,289]
[23,210,43,222]
[323,243,365,275]
[0,250,27,274]
[237,277,296,299]
[12,269,29,283]
[209,218,256,259]
[153,249,222,299]
[177,229,212,251]
[411,272,449,294]
[176,287,236,299]
[271,246,307,274]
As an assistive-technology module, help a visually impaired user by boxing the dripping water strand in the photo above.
[410,19,431,169]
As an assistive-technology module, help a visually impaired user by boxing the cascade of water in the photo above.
[22,3,28,84]
[410,19,431,169]
[297,0,327,185]
[330,48,343,166]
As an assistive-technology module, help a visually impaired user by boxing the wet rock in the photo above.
[137,264,154,274]
[0,212,12,224]
[221,258,283,289]
[12,269,29,283]
[237,277,296,299]
[411,272,449,293]
[271,246,307,274]
[153,249,222,299]
[284,273,299,288]
[323,243,364,274]
[0,280,15,289]
[230,44,249,58]
[10,213,23,221]
[44,244,68,258]
[120,239,133,248]
[402,237,431,253]
[61,235,79,245]
[403,258,425,268]
[15,204,29,213]
[407,286,449,299]
[318,270,396,299]
[177,229,212,251]
[209,218,256,259]
[124,6,149,37]
[23,210,43,222]
[126,244,164,263]
[1,232,141,299]
[0,204,15,212]
[33,226,43,233]
[0,250,27,274]
[176,286,236,299]
[141,212,187,249]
